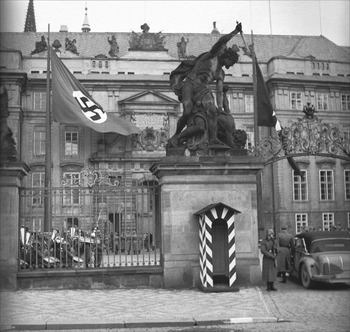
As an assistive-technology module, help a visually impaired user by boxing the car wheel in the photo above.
[300,263,313,289]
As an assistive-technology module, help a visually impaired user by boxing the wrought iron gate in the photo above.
[19,182,161,270]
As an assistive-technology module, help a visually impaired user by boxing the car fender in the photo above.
[298,256,317,278]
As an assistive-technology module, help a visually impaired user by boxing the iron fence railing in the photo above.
[19,185,161,270]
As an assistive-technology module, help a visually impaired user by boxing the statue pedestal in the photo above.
[150,156,264,289]
[0,162,30,290]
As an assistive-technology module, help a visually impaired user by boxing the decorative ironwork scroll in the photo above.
[61,168,120,188]
[250,116,350,163]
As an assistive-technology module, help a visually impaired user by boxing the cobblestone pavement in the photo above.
[257,275,350,332]
[1,275,349,332]
[0,286,275,330]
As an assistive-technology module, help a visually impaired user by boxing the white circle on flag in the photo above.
[73,91,107,123]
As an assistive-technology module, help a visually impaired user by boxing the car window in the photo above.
[295,238,303,249]
[310,239,350,253]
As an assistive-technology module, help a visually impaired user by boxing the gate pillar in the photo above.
[194,203,241,291]
[151,155,264,289]
[0,162,30,290]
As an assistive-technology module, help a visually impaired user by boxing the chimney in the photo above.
[59,25,68,33]
[211,21,220,34]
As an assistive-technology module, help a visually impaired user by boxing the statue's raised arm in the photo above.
[210,22,242,55]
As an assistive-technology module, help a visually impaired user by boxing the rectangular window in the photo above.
[322,213,334,231]
[244,95,254,113]
[345,170,350,200]
[348,213,350,230]
[319,170,334,201]
[316,93,329,110]
[295,213,308,233]
[341,94,350,111]
[290,92,303,110]
[65,132,79,156]
[33,129,46,156]
[293,170,308,201]
[32,172,44,205]
[33,92,46,110]
[63,172,80,205]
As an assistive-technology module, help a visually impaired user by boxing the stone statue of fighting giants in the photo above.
[168,22,246,153]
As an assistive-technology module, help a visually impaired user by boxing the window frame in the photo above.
[322,213,334,231]
[32,172,45,205]
[293,169,308,201]
[33,129,46,156]
[316,93,329,111]
[244,94,254,113]
[341,94,350,111]
[62,172,81,205]
[33,91,46,111]
[65,131,79,157]
[290,91,303,110]
[295,213,308,234]
[319,169,334,201]
[345,169,350,200]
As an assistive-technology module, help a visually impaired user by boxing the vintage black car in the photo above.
[293,231,350,288]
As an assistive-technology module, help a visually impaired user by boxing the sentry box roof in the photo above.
[193,202,241,217]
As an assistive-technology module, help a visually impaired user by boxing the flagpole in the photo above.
[44,24,52,232]
[251,30,259,146]
[248,29,264,239]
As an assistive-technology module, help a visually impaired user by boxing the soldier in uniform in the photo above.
[277,224,294,283]
[261,229,279,291]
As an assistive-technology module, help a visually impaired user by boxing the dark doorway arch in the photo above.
[212,218,229,285]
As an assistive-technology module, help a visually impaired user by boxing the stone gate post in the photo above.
[151,155,264,289]
[0,162,30,290]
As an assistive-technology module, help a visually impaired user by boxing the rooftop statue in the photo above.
[167,21,246,154]
[65,38,79,55]
[108,35,119,57]
[129,23,167,51]
[30,35,47,55]
[177,37,189,59]
[52,39,62,52]
[0,86,18,162]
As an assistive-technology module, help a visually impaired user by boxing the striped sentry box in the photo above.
[194,203,241,289]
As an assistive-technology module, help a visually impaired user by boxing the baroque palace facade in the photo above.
[1,13,350,239]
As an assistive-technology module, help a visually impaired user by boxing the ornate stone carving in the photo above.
[134,127,168,152]
[132,113,169,152]
[303,101,317,120]
[0,86,18,162]
[129,23,167,51]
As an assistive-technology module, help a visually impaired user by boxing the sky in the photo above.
[0,0,349,46]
